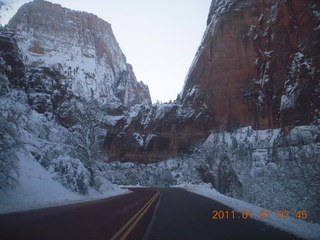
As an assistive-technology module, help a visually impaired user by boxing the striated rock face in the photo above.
[181,0,320,130]
[105,0,320,162]
[7,0,151,108]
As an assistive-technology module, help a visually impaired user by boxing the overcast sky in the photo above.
[1,0,212,102]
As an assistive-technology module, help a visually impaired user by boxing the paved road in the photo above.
[145,188,301,240]
[0,188,302,240]
[0,188,158,240]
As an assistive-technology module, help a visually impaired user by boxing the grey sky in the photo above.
[2,0,212,102]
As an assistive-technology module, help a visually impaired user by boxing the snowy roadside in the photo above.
[0,158,130,214]
[181,184,320,240]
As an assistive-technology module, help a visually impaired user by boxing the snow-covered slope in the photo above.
[0,88,129,213]
[0,26,129,213]
[7,0,151,107]
[0,153,129,214]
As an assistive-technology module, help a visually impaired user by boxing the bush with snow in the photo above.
[49,156,90,194]
[104,156,202,187]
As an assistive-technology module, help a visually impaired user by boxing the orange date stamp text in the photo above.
[212,210,307,220]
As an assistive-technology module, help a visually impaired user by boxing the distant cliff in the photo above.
[7,0,151,110]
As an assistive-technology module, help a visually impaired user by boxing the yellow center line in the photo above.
[119,191,160,240]
[110,190,160,240]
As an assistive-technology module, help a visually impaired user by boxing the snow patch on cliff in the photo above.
[280,52,316,110]
[280,82,299,110]
[15,27,123,104]
[133,132,144,147]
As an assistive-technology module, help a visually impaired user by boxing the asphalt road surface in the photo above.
[0,188,158,240]
[145,188,301,240]
[0,188,301,240]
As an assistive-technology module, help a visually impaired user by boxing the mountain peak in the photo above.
[7,0,151,107]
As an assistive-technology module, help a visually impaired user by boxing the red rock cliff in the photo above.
[181,0,320,130]
[105,0,320,163]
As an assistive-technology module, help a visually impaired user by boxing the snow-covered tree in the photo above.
[0,96,24,190]
[284,143,320,222]
[49,156,90,194]
[0,114,18,189]
[193,132,242,195]
[68,99,107,187]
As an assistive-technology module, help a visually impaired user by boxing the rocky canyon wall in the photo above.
[105,0,320,162]
[182,0,320,130]
[5,0,319,163]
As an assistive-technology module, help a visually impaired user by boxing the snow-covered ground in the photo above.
[182,184,320,240]
[0,157,130,214]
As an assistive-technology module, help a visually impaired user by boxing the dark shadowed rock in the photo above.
[0,27,26,92]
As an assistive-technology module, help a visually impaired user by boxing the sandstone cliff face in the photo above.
[7,0,151,109]
[182,0,320,130]
[105,0,320,162]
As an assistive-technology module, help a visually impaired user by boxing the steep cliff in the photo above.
[7,0,151,109]
[105,0,320,162]
[181,0,320,130]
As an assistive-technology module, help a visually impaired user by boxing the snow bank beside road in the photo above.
[183,184,320,240]
[0,158,129,214]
